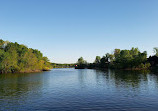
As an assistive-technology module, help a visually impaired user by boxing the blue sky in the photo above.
[0,0,158,63]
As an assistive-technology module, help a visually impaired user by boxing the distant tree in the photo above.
[147,55,158,67]
[111,48,149,69]
[114,49,120,59]
[109,54,114,62]
[0,39,4,47]
[100,55,109,68]
[76,57,87,69]
[75,47,151,70]
[77,57,86,65]
[154,47,158,56]
[94,56,101,64]
[130,47,139,56]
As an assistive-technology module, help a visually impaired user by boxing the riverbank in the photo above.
[75,64,152,71]
[75,47,157,71]
[19,69,51,73]
[0,39,52,74]
[0,69,51,74]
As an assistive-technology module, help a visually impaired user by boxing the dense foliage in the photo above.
[76,47,152,70]
[0,39,51,73]
[75,57,88,69]
[154,47,158,57]
[51,63,75,68]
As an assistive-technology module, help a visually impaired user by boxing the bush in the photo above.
[144,63,151,69]
[138,63,145,69]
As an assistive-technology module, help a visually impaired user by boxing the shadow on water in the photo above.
[76,68,158,88]
[93,69,158,89]
[76,69,158,111]
[0,72,45,110]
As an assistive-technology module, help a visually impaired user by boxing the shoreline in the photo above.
[0,69,51,74]
[75,67,151,71]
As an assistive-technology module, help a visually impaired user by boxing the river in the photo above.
[0,68,158,111]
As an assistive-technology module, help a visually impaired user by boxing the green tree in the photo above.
[154,47,158,56]
[114,49,120,59]
[0,39,51,73]
[77,57,86,65]
[0,39,4,47]
[100,55,109,68]
[94,56,101,64]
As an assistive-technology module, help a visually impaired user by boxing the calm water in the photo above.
[0,68,158,111]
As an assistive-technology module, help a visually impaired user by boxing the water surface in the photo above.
[0,68,158,111]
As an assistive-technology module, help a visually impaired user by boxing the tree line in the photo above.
[51,63,75,68]
[0,39,51,73]
[76,47,158,70]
